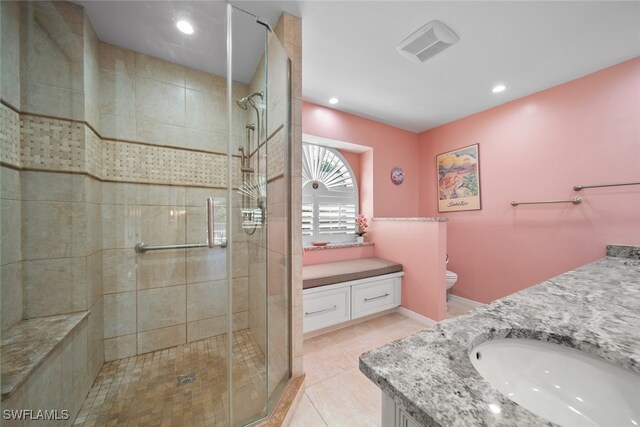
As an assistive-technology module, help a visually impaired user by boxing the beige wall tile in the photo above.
[138,324,186,354]
[99,68,135,116]
[87,297,104,357]
[135,53,185,87]
[233,241,249,278]
[20,80,85,121]
[104,292,136,338]
[102,204,141,249]
[86,250,103,307]
[102,182,139,205]
[135,117,187,148]
[138,184,186,206]
[21,201,87,260]
[185,68,225,95]
[104,334,137,362]
[186,315,226,342]
[184,128,228,153]
[135,77,185,127]
[1,262,22,332]
[137,285,186,331]
[0,1,21,110]
[1,166,21,200]
[232,310,249,330]
[233,277,249,313]
[1,198,21,265]
[186,247,226,284]
[99,42,135,75]
[186,89,227,133]
[87,339,104,383]
[140,205,186,246]
[23,257,87,318]
[25,346,64,414]
[185,188,227,207]
[186,280,227,322]
[86,202,102,254]
[100,113,136,141]
[85,176,102,204]
[21,171,86,202]
[103,248,137,294]
[137,249,186,289]
[62,320,89,418]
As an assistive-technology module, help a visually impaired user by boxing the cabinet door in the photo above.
[398,409,422,427]
[351,277,400,319]
[303,286,350,333]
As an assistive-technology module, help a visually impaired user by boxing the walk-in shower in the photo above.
[0,1,292,426]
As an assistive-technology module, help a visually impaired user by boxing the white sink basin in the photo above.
[470,338,640,426]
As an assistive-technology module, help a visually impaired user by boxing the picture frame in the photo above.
[436,143,482,212]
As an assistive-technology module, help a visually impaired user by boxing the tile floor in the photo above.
[290,301,477,426]
[74,329,266,427]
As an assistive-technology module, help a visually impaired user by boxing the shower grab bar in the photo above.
[134,197,227,253]
[574,181,640,191]
[511,197,582,207]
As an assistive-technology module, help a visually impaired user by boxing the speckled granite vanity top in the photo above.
[360,245,640,426]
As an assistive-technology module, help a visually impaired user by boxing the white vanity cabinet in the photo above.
[382,393,422,427]
[303,272,402,334]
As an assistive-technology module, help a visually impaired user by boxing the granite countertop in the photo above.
[360,245,640,426]
[373,217,448,222]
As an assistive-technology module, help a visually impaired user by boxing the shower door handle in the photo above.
[207,197,227,248]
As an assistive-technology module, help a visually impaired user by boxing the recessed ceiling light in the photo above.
[177,20,194,35]
[492,84,506,93]
[328,97,339,105]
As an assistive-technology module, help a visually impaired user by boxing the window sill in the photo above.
[303,241,374,251]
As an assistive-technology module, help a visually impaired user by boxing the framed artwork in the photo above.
[437,144,481,212]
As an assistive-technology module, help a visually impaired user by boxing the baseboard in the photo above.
[395,306,437,327]
[448,294,484,308]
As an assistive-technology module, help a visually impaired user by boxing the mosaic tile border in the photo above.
[12,111,246,188]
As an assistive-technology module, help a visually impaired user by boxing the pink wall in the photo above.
[418,58,640,304]
[370,220,448,321]
[303,102,420,218]
[303,102,420,266]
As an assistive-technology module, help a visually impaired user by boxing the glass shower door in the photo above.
[228,5,291,425]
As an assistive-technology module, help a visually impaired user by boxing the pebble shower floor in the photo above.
[74,330,265,427]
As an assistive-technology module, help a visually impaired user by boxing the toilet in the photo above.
[446,270,458,291]
[446,270,458,302]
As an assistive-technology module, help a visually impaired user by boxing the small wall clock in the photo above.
[391,167,404,185]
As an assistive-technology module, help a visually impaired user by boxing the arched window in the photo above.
[302,144,358,244]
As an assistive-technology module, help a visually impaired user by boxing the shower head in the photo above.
[236,91,264,110]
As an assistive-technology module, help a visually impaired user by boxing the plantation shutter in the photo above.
[302,144,359,244]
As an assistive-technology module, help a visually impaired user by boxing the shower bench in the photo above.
[302,258,403,335]
[1,311,90,417]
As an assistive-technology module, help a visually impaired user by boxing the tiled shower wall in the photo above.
[0,0,261,366]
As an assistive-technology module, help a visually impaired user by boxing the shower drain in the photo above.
[176,373,196,386]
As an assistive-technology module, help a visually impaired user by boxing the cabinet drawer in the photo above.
[303,286,351,333]
[351,277,400,319]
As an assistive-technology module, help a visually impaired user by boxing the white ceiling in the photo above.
[80,1,640,132]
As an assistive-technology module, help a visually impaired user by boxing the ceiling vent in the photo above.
[396,20,459,63]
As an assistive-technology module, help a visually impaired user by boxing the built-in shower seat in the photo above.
[1,311,89,407]
[302,258,403,335]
